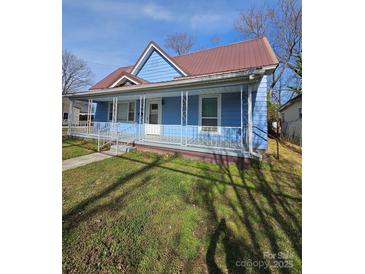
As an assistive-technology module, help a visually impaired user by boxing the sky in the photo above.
[63,0,263,86]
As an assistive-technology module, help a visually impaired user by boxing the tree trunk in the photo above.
[276,116,280,160]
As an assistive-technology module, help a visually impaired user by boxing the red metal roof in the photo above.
[121,72,149,84]
[90,66,133,90]
[173,36,278,76]
[90,36,278,90]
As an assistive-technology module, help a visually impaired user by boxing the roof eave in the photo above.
[67,68,269,99]
[279,94,302,111]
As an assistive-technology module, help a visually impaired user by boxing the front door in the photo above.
[145,100,161,135]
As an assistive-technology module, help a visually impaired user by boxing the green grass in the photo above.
[63,139,302,273]
[62,137,99,160]
[62,128,68,136]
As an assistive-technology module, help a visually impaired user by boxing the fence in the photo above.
[68,122,248,152]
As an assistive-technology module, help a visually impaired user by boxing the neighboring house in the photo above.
[66,37,279,161]
[62,97,92,126]
[279,94,302,145]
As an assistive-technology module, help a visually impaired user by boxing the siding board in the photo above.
[252,75,268,150]
[136,50,182,82]
[94,102,109,122]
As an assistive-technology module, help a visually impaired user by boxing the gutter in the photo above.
[67,67,271,99]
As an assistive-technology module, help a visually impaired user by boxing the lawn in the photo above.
[62,139,302,273]
[62,137,99,160]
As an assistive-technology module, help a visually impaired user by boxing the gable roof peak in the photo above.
[89,36,279,90]
[129,40,188,76]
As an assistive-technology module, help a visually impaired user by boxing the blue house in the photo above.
[67,37,278,162]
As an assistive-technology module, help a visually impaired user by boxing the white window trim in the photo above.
[108,100,136,123]
[198,94,221,134]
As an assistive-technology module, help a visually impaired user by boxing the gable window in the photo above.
[199,95,221,132]
[108,101,136,122]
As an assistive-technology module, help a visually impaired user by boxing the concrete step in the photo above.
[107,144,135,155]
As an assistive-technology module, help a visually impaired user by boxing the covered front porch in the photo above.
[67,76,267,159]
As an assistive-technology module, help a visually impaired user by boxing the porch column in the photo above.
[67,99,73,136]
[138,95,146,141]
[180,92,183,145]
[143,96,146,125]
[111,97,118,138]
[87,99,93,134]
[140,95,145,142]
[185,91,189,145]
[240,86,243,150]
[180,91,188,146]
[139,95,142,140]
[247,84,253,154]
[112,97,118,123]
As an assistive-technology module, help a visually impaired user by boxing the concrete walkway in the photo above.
[63,152,112,171]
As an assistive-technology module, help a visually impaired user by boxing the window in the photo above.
[199,95,221,132]
[281,113,285,122]
[298,107,302,119]
[117,102,129,121]
[63,113,68,120]
[109,101,136,122]
[109,107,113,121]
[128,102,135,121]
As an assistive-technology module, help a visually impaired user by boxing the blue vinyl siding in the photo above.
[187,95,199,125]
[94,102,109,122]
[252,76,268,150]
[93,77,268,151]
[136,50,182,82]
[222,91,247,127]
[162,97,180,124]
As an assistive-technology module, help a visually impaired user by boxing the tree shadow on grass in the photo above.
[63,148,301,272]
[112,153,301,203]
[198,178,272,274]
[63,154,176,232]
[201,153,301,273]
[206,218,260,274]
[249,161,302,258]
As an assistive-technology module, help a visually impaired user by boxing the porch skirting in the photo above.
[133,142,253,167]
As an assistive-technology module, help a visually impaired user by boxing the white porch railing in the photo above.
[68,122,248,152]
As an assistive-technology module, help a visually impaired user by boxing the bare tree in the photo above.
[234,0,302,158]
[164,32,195,55]
[268,0,302,91]
[234,0,301,91]
[234,6,269,38]
[62,49,92,94]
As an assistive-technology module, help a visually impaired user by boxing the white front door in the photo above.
[145,99,162,135]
